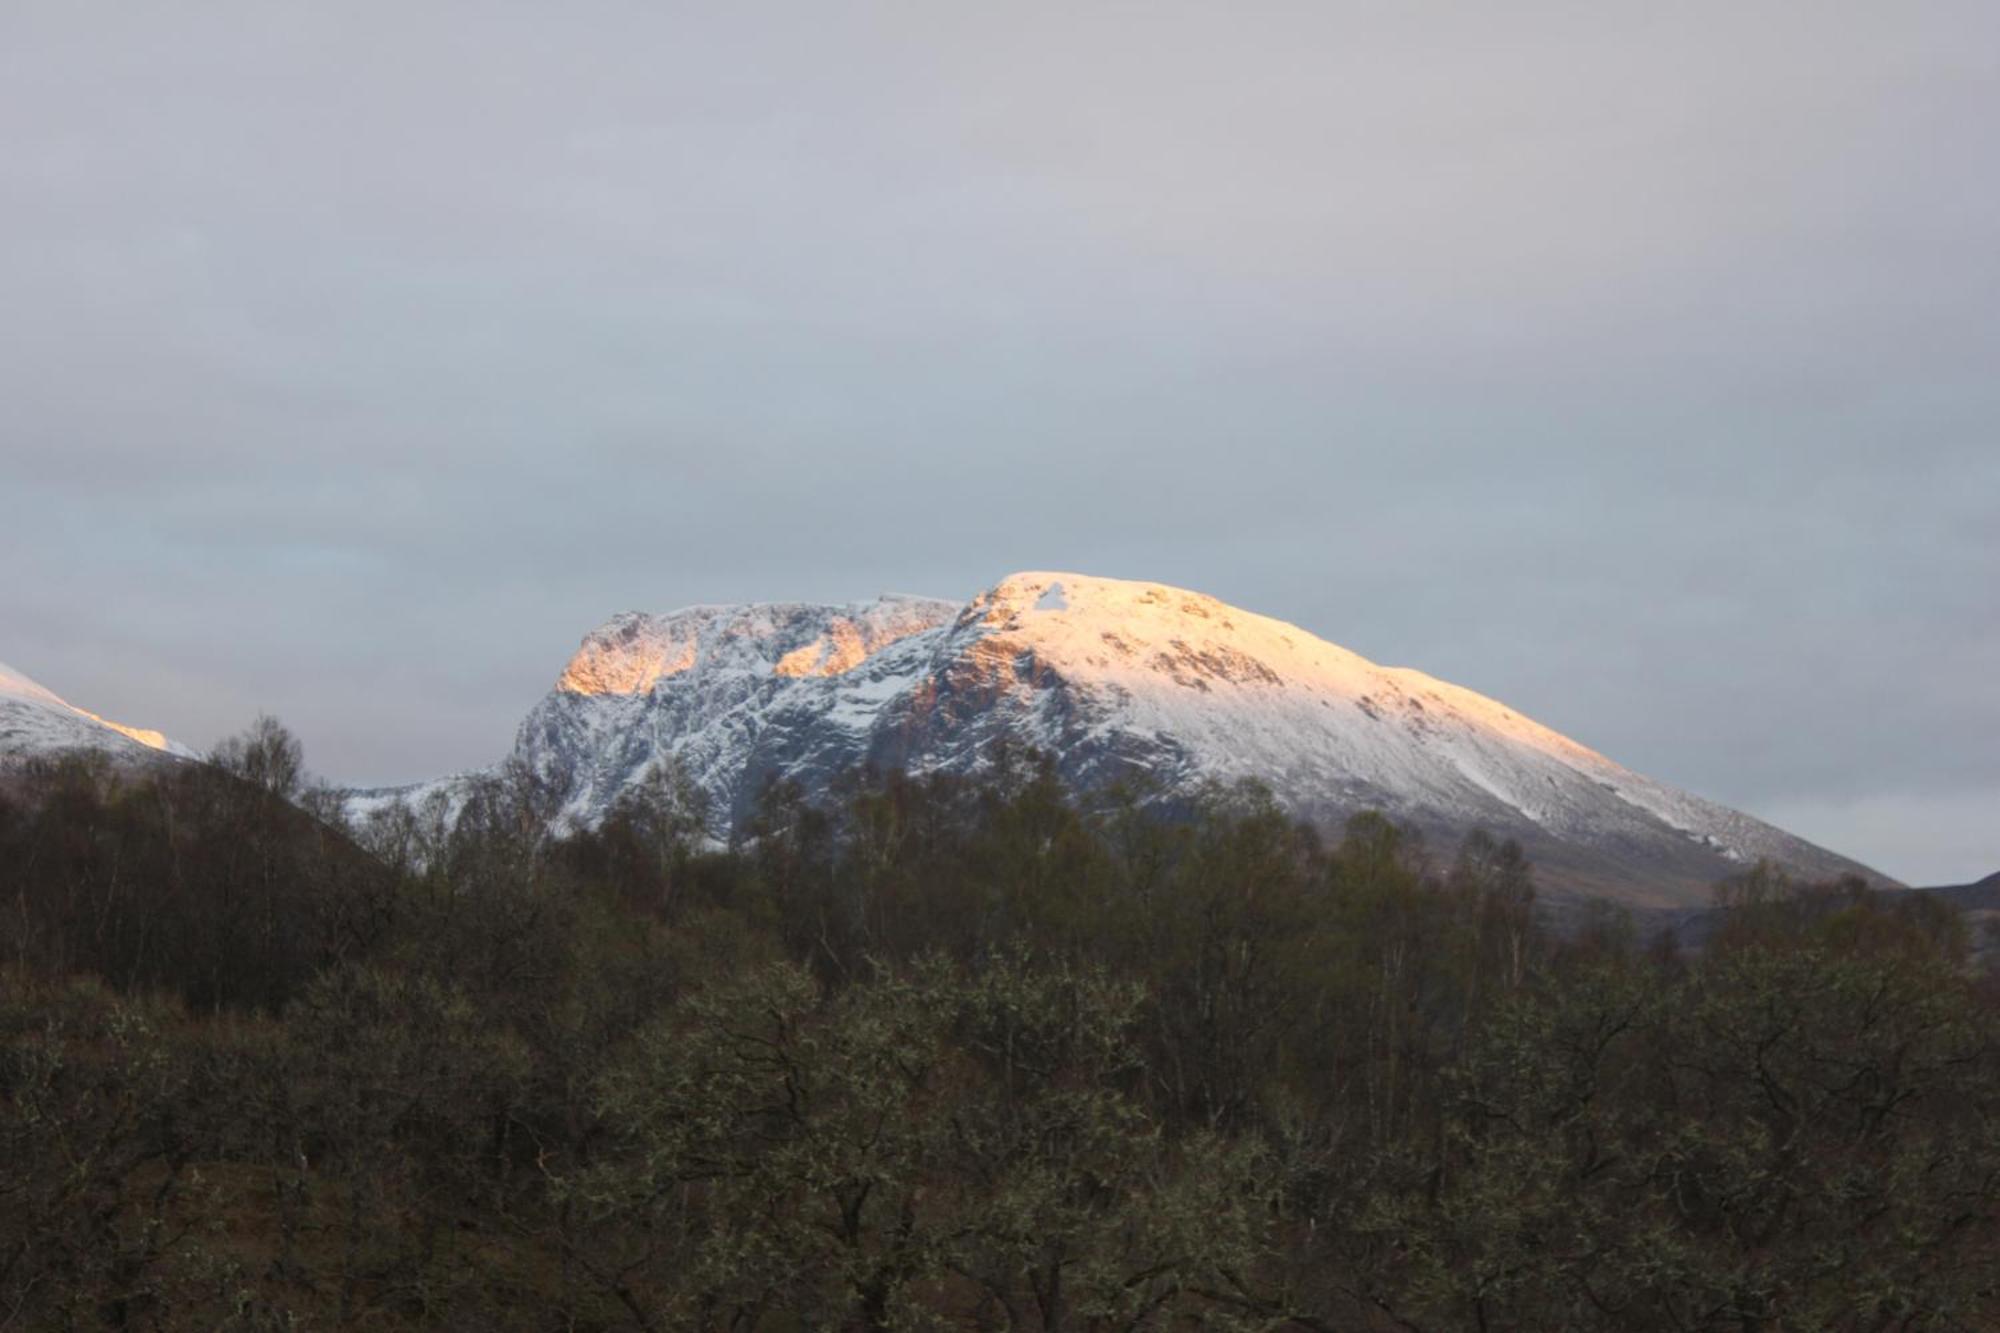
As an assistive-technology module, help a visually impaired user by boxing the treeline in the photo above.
[1,727,1995,1330]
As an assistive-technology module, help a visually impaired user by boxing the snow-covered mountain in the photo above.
[0,659,192,764]
[355,572,1890,908]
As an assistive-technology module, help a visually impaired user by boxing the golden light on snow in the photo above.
[558,605,951,697]
[558,640,697,695]
[90,716,173,751]
[547,574,1614,790]
[0,659,177,753]
[772,621,869,677]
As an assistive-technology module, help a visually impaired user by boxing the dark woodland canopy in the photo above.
[2,726,1995,1330]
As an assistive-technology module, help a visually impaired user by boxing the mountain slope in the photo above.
[1922,871,2000,913]
[357,572,1890,908]
[0,659,191,763]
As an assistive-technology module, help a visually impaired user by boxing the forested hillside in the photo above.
[3,724,1995,1330]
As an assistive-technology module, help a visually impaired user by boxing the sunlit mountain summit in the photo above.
[354,572,1888,908]
[0,659,191,763]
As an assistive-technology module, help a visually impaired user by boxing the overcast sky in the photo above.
[3,1,1995,884]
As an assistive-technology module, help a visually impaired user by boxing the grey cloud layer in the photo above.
[2,1,1994,882]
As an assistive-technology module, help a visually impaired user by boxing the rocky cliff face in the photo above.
[511,594,960,833]
[357,572,1891,908]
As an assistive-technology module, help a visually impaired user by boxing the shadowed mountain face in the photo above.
[1923,871,2000,912]
[357,572,1892,909]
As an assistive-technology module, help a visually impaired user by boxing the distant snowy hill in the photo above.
[0,659,193,764]
[353,572,1892,908]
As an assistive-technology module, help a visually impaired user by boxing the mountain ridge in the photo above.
[0,659,192,763]
[351,571,1891,909]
